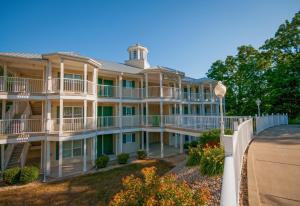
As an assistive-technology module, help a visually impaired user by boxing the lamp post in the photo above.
[214,81,227,145]
[256,99,261,116]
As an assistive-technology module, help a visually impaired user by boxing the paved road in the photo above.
[247,125,300,206]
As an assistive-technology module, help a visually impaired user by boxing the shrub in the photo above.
[190,140,198,148]
[200,146,224,176]
[199,129,233,147]
[137,150,147,160]
[117,153,129,164]
[110,166,210,206]
[183,142,190,149]
[3,167,21,185]
[20,166,39,184]
[186,145,203,166]
[96,155,110,168]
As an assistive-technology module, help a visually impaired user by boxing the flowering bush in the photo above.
[110,166,210,206]
[200,146,224,176]
[186,145,203,166]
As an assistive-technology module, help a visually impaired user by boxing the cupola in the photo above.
[125,43,150,69]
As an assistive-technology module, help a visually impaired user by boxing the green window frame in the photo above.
[122,133,136,144]
[123,106,135,116]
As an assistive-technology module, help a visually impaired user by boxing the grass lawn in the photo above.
[0,159,173,206]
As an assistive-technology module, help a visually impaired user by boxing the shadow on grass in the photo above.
[0,159,173,206]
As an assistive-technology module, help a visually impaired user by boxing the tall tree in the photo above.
[207,11,300,118]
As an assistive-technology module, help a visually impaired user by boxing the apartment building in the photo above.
[0,44,222,178]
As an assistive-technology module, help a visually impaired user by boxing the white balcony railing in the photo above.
[97,116,119,129]
[0,119,44,135]
[164,115,249,131]
[122,115,140,127]
[97,85,119,98]
[122,87,141,99]
[0,76,44,93]
[52,78,94,94]
[51,117,95,132]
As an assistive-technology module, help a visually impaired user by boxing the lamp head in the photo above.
[256,98,261,105]
[214,81,227,98]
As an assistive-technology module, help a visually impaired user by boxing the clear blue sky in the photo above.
[0,0,298,78]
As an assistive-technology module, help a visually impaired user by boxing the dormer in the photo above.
[125,44,150,69]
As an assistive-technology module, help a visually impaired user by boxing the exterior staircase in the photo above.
[30,101,42,115]
[7,143,25,168]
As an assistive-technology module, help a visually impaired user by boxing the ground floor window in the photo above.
[122,133,136,144]
[62,140,83,159]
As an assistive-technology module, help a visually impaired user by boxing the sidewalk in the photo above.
[247,125,300,206]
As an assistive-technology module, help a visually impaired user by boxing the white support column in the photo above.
[1,100,6,119]
[92,101,96,129]
[140,78,144,99]
[141,131,145,150]
[84,64,87,95]
[47,61,52,92]
[201,84,204,101]
[179,76,183,124]
[146,132,149,155]
[46,100,51,132]
[46,141,51,175]
[209,83,213,101]
[91,136,96,166]
[84,100,87,129]
[115,135,118,155]
[119,133,123,154]
[145,73,148,98]
[60,59,64,94]
[43,140,47,182]
[1,144,4,173]
[119,75,123,128]
[59,99,63,134]
[93,68,98,96]
[160,131,164,158]
[119,75,123,99]
[145,102,149,126]
[160,101,163,127]
[58,141,63,177]
[141,103,144,125]
[83,138,87,172]
[160,73,163,98]
[179,134,184,153]
[3,64,7,91]
[40,140,44,171]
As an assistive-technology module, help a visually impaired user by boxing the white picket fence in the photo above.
[221,113,288,206]
[255,113,288,134]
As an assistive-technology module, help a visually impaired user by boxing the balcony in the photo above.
[147,86,180,99]
[0,76,44,94]
[0,118,44,135]
[51,117,95,132]
[52,78,94,94]
[97,85,119,98]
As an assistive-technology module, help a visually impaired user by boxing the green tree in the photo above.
[207,11,300,118]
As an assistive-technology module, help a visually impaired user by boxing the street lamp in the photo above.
[214,81,227,145]
[256,98,261,116]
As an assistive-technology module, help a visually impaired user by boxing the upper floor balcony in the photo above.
[0,76,45,94]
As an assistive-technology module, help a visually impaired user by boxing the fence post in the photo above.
[234,121,238,131]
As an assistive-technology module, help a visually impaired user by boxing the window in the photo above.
[133,50,137,59]
[73,140,82,157]
[122,133,136,144]
[63,106,83,118]
[63,141,72,158]
[122,80,135,88]
[62,140,83,159]
[123,106,135,116]
[64,73,82,80]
